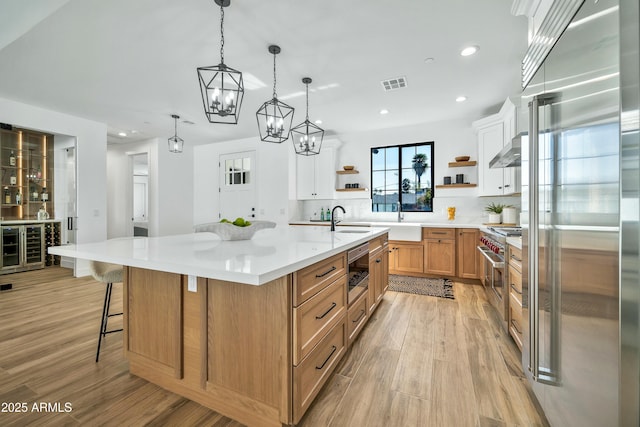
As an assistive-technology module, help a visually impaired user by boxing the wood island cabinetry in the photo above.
[123,234,388,427]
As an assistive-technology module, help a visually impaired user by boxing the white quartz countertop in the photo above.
[506,236,522,250]
[289,220,480,228]
[48,225,390,286]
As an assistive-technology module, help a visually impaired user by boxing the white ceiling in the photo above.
[0,0,528,146]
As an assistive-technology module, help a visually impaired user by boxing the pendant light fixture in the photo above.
[168,114,184,153]
[197,0,244,124]
[291,77,324,156]
[256,45,295,143]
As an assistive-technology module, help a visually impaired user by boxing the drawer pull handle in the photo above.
[316,302,337,319]
[510,255,522,262]
[510,283,522,295]
[315,266,337,278]
[352,309,366,323]
[511,319,522,334]
[432,231,447,235]
[316,345,337,370]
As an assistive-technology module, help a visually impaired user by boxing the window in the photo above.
[224,156,251,186]
[371,142,434,212]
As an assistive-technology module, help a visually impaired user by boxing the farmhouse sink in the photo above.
[368,222,422,241]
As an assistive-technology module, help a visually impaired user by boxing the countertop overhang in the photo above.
[48,225,390,285]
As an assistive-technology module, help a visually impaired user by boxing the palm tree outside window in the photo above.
[371,142,434,212]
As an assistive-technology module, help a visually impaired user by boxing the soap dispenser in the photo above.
[326,207,331,221]
[320,208,325,221]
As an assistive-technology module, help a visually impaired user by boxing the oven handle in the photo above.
[476,246,505,269]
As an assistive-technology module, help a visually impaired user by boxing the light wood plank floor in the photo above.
[0,268,548,426]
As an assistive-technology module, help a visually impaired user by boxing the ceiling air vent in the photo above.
[381,76,407,91]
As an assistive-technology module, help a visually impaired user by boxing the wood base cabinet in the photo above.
[423,228,456,277]
[388,241,423,275]
[507,245,523,350]
[456,228,480,279]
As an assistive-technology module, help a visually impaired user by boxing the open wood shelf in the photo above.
[336,170,359,175]
[435,183,477,188]
[448,161,477,167]
[335,188,367,192]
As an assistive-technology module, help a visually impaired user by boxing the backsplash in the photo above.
[292,195,521,225]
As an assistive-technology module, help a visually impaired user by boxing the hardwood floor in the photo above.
[0,268,548,426]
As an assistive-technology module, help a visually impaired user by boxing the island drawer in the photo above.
[294,252,346,306]
[422,228,455,240]
[293,274,347,366]
[347,291,368,347]
[293,317,346,423]
[368,233,388,254]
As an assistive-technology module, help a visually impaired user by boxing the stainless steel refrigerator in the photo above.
[519,0,636,425]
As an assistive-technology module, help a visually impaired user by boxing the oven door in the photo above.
[477,245,505,300]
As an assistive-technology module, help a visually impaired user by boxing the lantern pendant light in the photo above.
[197,0,244,124]
[168,114,184,153]
[256,45,295,143]
[291,77,324,156]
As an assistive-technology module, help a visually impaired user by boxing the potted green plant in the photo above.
[485,202,507,224]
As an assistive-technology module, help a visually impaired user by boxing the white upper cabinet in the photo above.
[296,144,336,200]
[473,98,520,196]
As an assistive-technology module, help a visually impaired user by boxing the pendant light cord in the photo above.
[305,82,310,121]
[174,116,178,137]
[219,3,225,64]
[272,51,277,99]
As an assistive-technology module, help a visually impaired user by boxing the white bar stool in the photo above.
[90,261,123,362]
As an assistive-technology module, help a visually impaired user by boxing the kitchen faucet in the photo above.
[397,201,404,222]
[330,205,346,231]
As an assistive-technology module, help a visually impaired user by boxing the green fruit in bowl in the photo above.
[220,218,231,223]
[233,217,246,227]
[245,221,251,226]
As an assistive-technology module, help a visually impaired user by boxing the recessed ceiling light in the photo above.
[424,57,435,64]
[456,96,467,102]
[380,109,389,115]
[460,46,479,56]
[130,130,138,134]
[314,119,323,125]
[118,132,127,137]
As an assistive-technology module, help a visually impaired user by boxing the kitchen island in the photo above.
[49,225,389,426]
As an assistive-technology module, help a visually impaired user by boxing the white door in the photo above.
[218,151,257,222]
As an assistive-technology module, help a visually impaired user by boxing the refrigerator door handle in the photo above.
[528,93,561,386]
[528,95,540,379]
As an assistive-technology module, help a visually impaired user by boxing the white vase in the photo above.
[502,207,517,224]
[488,213,501,224]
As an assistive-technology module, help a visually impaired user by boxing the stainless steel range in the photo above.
[478,226,521,329]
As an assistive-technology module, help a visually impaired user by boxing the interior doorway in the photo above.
[131,153,148,236]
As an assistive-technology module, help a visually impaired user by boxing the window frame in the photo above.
[370,141,435,213]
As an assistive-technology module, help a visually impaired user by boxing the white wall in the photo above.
[292,118,521,223]
[107,137,194,238]
[193,136,290,226]
[0,96,107,276]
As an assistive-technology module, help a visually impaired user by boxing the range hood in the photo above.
[489,132,525,168]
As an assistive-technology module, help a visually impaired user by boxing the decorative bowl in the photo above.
[343,165,355,170]
[455,156,470,162]
[194,220,276,241]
